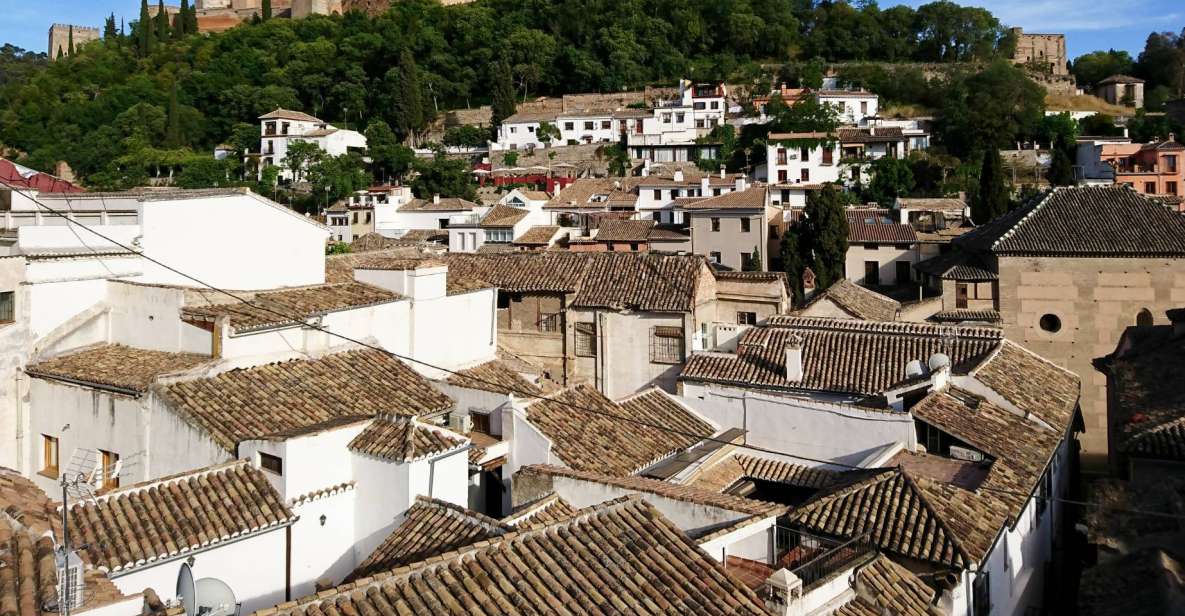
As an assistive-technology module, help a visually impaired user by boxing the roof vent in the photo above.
[904,359,925,379]
[927,353,950,371]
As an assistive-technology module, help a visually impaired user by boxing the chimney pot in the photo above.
[674,169,684,183]
[719,165,726,179]
[784,335,804,383]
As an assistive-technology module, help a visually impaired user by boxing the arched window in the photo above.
[1137,308,1154,327]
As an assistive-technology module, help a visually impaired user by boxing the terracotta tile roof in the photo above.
[522,385,715,476]
[837,127,905,143]
[636,172,748,187]
[801,279,901,321]
[259,108,321,122]
[181,283,402,333]
[691,453,840,493]
[544,177,641,209]
[836,554,937,616]
[445,252,707,312]
[931,309,1001,324]
[261,497,770,616]
[478,204,530,228]
[69,461,296,573]
[681,317,1002,396]
[846,209,918,243]
[394,228,449,243]
[396,197,478,212]
[445,360,542,396]
[958,186,1185,256]
[502,110,558,123]
[595,219,655,242]
[26,344,210,394]
[347,495,511,581]
[161,349,453,451]
[682,185,767,210]
[1097,74,1145,85]
[512,225,560,245]
[501,492,580,530]
[1097,325,1185,461]
[520,465,783,517]
[914,249,998,280]
[0,469,131,614]
[348,415,468,463]
[971,341,1081,430]
[792,467,977,568]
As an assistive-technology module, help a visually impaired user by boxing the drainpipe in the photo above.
[285,525,292,602]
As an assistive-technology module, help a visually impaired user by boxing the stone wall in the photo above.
[1011,28,1068,77]
[998,255,1185,469]
[47,24,100,60]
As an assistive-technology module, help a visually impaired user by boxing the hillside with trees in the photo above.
[0,0,1018,195]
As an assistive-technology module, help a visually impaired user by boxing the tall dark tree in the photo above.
[186,2,198,34]
[67,27,74,56]
[489,62,517,138]
[166,83,183,147]
[175,0,189,38]
[262,0,272,20]
[103,14,118,42]
[1047,136,1075,187]
[801,185,849,292]
[780,227,808,306]
[138,0,153,56]
[393,50,425,143]
[973,148,1010,223]
[155,1,171,43]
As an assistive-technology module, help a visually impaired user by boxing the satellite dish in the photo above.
[195,578,238,616]
[904,359,925,379]
[928,353,951,371]
[177,563,196,616]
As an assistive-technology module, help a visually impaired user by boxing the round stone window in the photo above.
[1039,314,1061,333]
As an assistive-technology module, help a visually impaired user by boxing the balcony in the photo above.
[783,530,875,591]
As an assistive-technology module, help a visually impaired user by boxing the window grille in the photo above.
[575,322,597,357]
[650,326,685,364]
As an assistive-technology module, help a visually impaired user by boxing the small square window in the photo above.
[99,449,120,489]
[260,452,283,475]
[740,218,751,233]
[737,311,757,325]
[711,217,720,232]
[0,291,13,323]
[41,435,59,478]
[650,326,685,364]
[575,322,597,357]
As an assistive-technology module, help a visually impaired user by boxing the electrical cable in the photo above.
[9,182,1184,520]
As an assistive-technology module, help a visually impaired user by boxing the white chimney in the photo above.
[928,353,951,392]
[674,169,684,183]
[719,165,726,178]
[642,159,651,177]
[784,335,803,383]
[433,194,441,204]
[735,177,747,192]
[701,176,710,194]
[763,569,804,616]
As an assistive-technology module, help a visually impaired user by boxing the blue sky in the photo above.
[0,0,1181,59]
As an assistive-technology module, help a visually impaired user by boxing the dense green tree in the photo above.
[1038,112,1078,149]
[936,60,1046,158]
[176,157,232,188]
[501,151,518,167]
[801,185,849,292]
[1079,114,1122,136]
[1136,31,1184,98]
[867,157,915,206]
[307,152,371,207]
[104,15,118,41]
[767,95,841,134]
[166,83,183,148]
[412,152,476,201]
[175,0,189,38]
[284,141,323,184]
[1047,144,1074,187]
[262,0,272,21]
[364,120,414,182]
[443,125,489,148]
[973,148,1009,224]
[535,121,561,146]
[1071,49,1135,87]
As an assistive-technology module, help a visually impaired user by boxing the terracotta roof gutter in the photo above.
[24,370,144,397]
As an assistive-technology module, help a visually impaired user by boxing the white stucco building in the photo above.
[257,108,367,181]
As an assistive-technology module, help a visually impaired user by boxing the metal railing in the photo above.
[783,529,875,590]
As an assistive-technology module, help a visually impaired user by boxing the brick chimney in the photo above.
[784,335,804,383]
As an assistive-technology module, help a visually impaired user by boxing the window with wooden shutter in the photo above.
[650,326,684,364]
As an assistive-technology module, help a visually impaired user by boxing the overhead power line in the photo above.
[6,183,1182,521]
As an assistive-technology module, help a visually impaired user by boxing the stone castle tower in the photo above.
[47,24,101,60]
[1010,27,1068,76]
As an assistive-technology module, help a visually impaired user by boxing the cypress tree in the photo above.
[1047,136,1075,187]
[187,4,198,34]
[801,184,849,292]
[156,1,170,43]
[175,0,188,38]
[973,148,1010,224]
[166,83,183,148]
[780,228,808,306]
[393,50,424,143]
[262,0,272,20]
[489,61,516,139]
[103,14,118,41]
[138,0,153,56]
[67,26,74,56]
